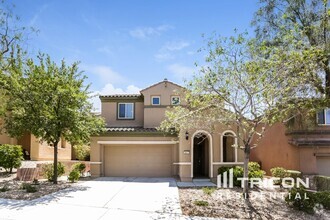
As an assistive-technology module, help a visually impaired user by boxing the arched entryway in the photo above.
[191,131,213,178]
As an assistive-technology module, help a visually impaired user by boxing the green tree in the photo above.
[1,54,105,184]
[160,33,315,197]
[253,0,330,98]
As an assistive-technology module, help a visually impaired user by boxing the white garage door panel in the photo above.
[104,145,172,177]
[317,157,330,176]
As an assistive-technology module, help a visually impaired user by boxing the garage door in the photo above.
[104,145,172,177]
[317,157,330,176]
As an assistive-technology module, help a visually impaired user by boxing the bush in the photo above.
[248,162,261,172]
[20,183,38,193]
[270,167,287,185]
[72,163,86,175]
[218,163,265,187]
[0,144,24,173]
[286,170,302,179]
[68,170,80,183]
[315,175,330,191]
[285,187,315,214]
[0,185,9,192]
[202,187,216,195]
[73,145,90,161]
[42,162,65,181]
[286,187,330,213]
[194,200,209,206]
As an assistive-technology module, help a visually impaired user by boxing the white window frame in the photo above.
[118,103,134,119]
[171,96,181,105]
[317,108,330,125]
[220,130,238,163]
[151,96,161,105]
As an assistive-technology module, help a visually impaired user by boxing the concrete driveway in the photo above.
[0,177,190,220]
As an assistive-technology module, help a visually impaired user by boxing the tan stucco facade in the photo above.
[91,80,245,181]
[250,123,330,175]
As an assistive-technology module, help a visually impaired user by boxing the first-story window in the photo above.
[118,103,134,119]
[317,109,330,125]
[222,132,236,162]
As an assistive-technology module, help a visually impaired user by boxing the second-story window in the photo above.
[317,109,330,125]
[171,96,180,105]
[118,103,134,119]
[151,96,160,105]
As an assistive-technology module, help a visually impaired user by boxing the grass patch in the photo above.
[202,187,216,195]
[194,200,209,206]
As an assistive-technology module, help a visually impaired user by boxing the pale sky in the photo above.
[9,0,259,111]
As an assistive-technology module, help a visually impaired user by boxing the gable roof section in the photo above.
[140,79,184,93]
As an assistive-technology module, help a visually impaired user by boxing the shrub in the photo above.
[285,187,330,213]
[68,169,80,183]
[194,200,209,206]
[285,187,315,214]
[0,185,9,192]
[0,144,24,173]
[248,162,261,172]
[72,163,86,175]
[42,162,65,182]
[20,183,38,193]
[218,166,233,175]
[202,187,216,195]
[270,167,287,185]
[73,145,90,161]
[315,175,330,191]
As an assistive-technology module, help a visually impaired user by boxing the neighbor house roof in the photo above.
[100,94,141,98]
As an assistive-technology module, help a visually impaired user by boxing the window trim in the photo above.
[317,108,330,126]
[151,96,161,106]
[220,130,238,163]
[171,96,181,105]
[117,103,135,120]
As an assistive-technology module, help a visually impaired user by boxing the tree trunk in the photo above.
[243,144,250,199]
[53,141,58,184]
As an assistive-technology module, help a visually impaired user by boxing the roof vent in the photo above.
[164,78,168,87]
[164,78,168,81]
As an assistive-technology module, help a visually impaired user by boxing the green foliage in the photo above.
[21,182,37,193]
[286,170,302,180]
[202,187,216,196]
[217,166,232,175]
[43,163,65,182]
[285,187,330,213]
[73,145,90,161]
[72,163,86,175]
[194,200,209,206]
[1,53,105,183]
[315,175,330,191]
[0,144,24,173]
[0,185,9,192]
[218,163,265,187]
[68,170,80,183]
[270,167,287,185]
[285,187,315,214]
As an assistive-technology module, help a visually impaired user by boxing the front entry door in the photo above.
[193,135,208,177]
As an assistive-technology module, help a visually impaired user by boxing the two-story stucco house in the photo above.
[90,79,244,181]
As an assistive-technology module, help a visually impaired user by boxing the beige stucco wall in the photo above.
[144,108,167,128]
[101,101,144,127]
[299,147,330,174]
[250,123,300,175]
[0,133,16,145]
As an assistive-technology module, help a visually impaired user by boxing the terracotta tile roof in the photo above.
[100,94,141,98]
[106,127,159,132]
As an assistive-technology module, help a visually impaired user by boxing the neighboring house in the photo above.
[251,111,330,176]
[90,79,244,182]
[0,119,72,161]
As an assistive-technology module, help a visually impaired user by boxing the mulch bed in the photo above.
[179,187,330,220]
